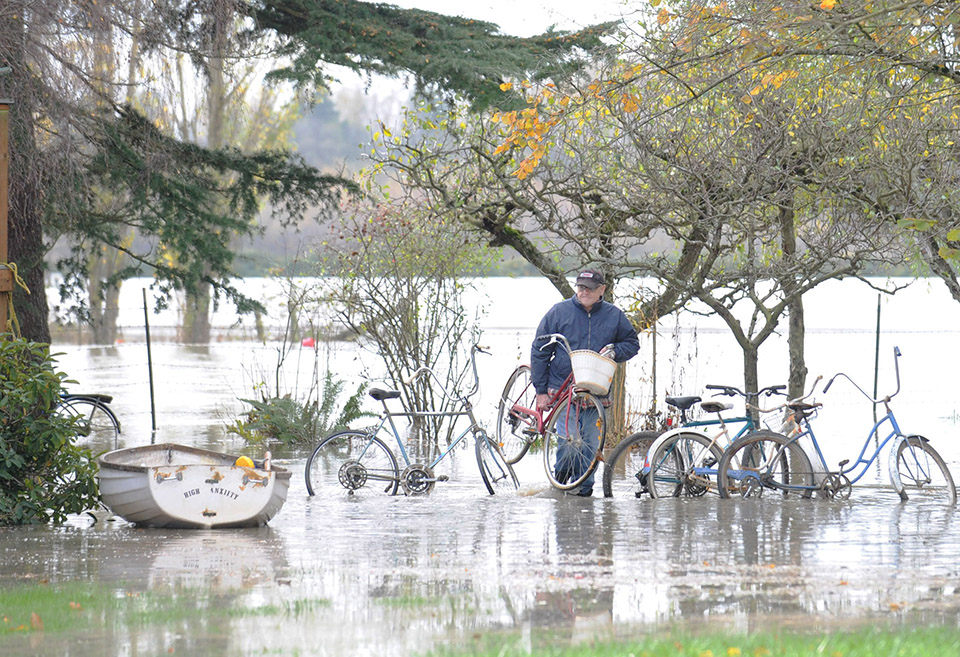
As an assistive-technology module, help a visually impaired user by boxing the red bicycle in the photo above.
[495,334,610,491]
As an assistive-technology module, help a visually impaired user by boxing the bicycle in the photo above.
[495,333,609,491]
[603,383,810,498]
[717,347,957,504]
[55,393,122,448]
[304,345,518,497]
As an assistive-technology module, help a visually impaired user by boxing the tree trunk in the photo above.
[7,75,50,343]
[181,283,212,343]
[742,343,760,420]
[778,198,807,398]
[89,246,121,345]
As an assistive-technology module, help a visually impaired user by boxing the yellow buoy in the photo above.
[235,455,255,468]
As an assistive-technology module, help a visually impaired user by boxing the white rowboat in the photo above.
[98,443,291,528]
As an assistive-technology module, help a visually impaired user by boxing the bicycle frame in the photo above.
[377,344,491,468]
[375,403,485,471]
[644,413,758,480]
[646,383,787,474]
[777,400,902,490]
[504,371,576,437]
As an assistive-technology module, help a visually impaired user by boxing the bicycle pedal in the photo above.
[522,428,538,437]
[437,475,449,482]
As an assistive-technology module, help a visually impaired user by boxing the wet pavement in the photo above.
[2,452,959,656]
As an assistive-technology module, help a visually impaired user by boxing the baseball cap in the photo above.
[575,269,606,289]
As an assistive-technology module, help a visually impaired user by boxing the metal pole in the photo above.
[143,288,157,440]
[872,294,881,452]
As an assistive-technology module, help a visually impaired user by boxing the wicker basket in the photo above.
[569,350,616,395]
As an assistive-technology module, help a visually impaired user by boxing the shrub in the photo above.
[228,370,371,448]
[0,340,100,525]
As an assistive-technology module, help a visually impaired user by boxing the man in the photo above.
[530,269,640,496]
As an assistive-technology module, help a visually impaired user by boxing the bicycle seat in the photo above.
[787,401,821,412]
[368,388,401,402]
[700,401,733,414]
[665,396,701,411]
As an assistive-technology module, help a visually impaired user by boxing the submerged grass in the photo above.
[429,627,960,657]
[0,581,328,635]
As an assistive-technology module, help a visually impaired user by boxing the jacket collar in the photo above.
[572,295,604,313]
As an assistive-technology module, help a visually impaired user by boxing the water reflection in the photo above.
[3,474,960,656]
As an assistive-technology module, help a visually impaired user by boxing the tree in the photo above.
[1,0,612,342]
[373,9,940,399]
[401,0,960,401]
[316,196,490,454]
[1,0,350,343]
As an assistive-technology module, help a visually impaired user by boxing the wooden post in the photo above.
[0,100,11,336]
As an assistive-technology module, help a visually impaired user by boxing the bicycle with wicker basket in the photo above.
[495,333,615,491]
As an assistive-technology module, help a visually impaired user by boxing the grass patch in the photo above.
[0,581,328,635]
[428,626,960,657]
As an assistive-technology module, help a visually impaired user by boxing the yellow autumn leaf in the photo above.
[499,82,513,91]
[820,0,836,9]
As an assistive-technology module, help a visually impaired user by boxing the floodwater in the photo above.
[2,466,959,656]
[4,276,960,655]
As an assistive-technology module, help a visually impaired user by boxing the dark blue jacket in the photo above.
[531,296,640,394]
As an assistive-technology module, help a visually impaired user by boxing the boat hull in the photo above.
[98,443,291,528]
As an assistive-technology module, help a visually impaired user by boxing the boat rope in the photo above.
[0,261,30,338]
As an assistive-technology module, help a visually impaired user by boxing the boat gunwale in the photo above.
[98,442,290,479]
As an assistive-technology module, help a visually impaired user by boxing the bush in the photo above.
[0,340,100,525]
[228,371,371,448]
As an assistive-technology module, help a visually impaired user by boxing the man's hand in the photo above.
[536,393,552,411]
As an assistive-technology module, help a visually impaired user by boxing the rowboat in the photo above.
[97,443,291,529]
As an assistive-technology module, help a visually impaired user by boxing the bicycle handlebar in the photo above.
[824,346,902,403]
[535,333,573,355]
[705,384,786,399]
[403,344,489,400]
[748,376,822,414]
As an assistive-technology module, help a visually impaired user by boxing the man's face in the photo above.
[576,283,605,310]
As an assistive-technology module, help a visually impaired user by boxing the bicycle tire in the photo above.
[55,396,121,447]
[601,430,660,498]
[475,431,519,495]
[716,430,814,499]
[893,437,956,504]
[304,430,400,497]
[495,364,537,464]
[543,390,606,490]
[647,430,724,498]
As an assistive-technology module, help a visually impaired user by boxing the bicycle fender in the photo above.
[887,435,930,498]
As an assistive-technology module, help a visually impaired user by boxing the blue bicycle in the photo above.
[718,347,957,504]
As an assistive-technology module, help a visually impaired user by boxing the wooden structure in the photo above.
[0,99,10,334]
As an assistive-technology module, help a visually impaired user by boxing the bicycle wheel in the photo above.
[495,365,537,464]
[601,430,659,498]
[55,396,121,448]
[717,430,814,499]
[305,430,400,497]
[543,390,606,491]
[893,437,956,504]
[475,431,519,495]
[647,431,724,498]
